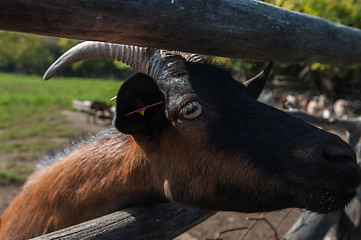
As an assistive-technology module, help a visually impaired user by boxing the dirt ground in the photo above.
[0,110,109,215]
[0,109,302,239]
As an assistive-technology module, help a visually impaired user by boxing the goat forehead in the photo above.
[168,77,194,97]
[160,64,249,106]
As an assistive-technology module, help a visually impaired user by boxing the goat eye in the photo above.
[181,102,203,120]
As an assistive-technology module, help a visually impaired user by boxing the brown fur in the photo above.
[0,124,281,239]
[0,134,155,239]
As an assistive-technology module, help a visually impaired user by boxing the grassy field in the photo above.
[0,73,122,183]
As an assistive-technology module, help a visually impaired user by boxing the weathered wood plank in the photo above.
[336,196,361,240]
[282,211,342,240]
[31,203,214,240]
[0,0,361,66]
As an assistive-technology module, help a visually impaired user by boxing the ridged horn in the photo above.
[43,41,204,81]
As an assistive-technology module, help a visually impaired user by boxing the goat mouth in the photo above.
[291,185,357,213]
[286,170,360,213]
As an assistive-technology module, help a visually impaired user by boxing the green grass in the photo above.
[0,171,24,184]
[0,73,121,108]
[0,163,35,184]
[0,140,61,152]
[0,73,123,183]
[0,73,121,142]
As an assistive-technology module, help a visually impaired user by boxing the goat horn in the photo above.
[244,62,273,85]
[244,62,273,98]
[43,41,204,80]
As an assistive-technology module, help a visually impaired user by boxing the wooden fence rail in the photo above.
[32,204,214,240]
[1,0,361,66]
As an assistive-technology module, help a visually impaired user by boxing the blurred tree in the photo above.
[0,31,133,79]
[259,0,361,99]
[265,0,361,28]
[0,32,57,74]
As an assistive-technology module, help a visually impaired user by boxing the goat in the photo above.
[334,99,353,119]
[1,41,360,239]
[306,95,331,118]
[87,100,114,124]
[280,93,309,111]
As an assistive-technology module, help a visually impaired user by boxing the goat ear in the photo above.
[244,62,273,99]
[113,73,166,138]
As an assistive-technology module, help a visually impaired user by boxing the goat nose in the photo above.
[324,146,356,164]
[323,136,356,164]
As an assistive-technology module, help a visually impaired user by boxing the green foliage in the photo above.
[0,31,133,78]
[263,0,361,75]
[0,32,57,73]
[265,0,361,28]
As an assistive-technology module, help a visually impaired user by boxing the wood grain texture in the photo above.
[31,203,214,240]
[283,211,342,240]
[0,0,361,66]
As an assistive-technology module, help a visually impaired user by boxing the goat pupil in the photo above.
[181,101,203,119]
[187,105,198,114]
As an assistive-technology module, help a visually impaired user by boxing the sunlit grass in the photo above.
[0,73,121,142]
[0,170,24,184]
[0,74,122,167]
[0,163,35,184]
[0,73,123,184]
[0,73,121,108]
[0,141,61,152]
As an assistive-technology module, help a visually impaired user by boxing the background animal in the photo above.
[1,42,360,239]
[306,95,331,118]
[87,100,114,124]
[334,99,353,119]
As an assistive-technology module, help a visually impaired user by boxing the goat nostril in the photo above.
[323,147,356,164]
